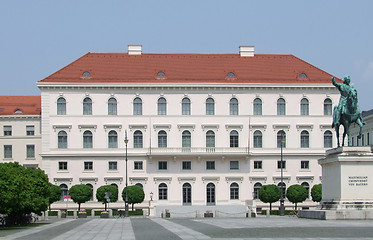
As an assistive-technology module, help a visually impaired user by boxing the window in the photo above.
[230,98,238,115]
[108,98,117,115]
[277,130,286,148]
[301,182,310,199]
[183,183,192,205]
[324,98,332,115]
[300,98,309,115]
[278,182,286,199]
[298,73,307,78]
[230,183,239,200]
[26,145,35,158]
[324,130,333,148]
[368,133,370,145]
[300,130,309,148]
[226,72,235,78]
[133,130,143,148]
[134,161,143,170]
[277,98,286,115]
[4,145,12,158]
[230,130,239,148]
[277,160,286,169]
[253,130,262,148]
[136,183,143,188]
[182,130,191,150]
[84,161,93,171]
[133,97,142,115]
[57,97,66,115]
[230,161,239,170]
[3,126,11,136]
[58,130,67,149]
[109,161,117,171]
[157,97,167,115]
[59,161,67,170]
[182,161,191,170]
[108,130,118,148]
[352,136,355,146]
[206,183,215,205]
[158,183,167,200]
[206,98,215,115]
[301,160,309,169]
[26,126,35,136]
[252,182,262,200]
[157,72,166,78]
[60,184,68,200]
[83,130,93,148]
[158,161,167,170]
[182,97,191,115]
[253,98,262,115]
[206,161,215,170]
[158,130,167,148]
[254,161,262,169]
[83,97,92,115]
[206,130,215,152]
[362,134,365,146]
[82,71,91,77]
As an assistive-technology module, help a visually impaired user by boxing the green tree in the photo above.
[49,183,62,209]
[311,184,322,202]
[258,184,281,211]
[286,184,308,210]
[69,184,92,211]
[0,162,50,225]
[122,185,145,211]
[96,185,118,211]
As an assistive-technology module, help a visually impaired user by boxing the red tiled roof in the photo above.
[0,96,41,115]
[39,53,339,84]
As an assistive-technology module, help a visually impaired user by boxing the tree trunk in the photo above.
[132,203,134,211]
[78,203,81,212]
[269,202,272,211]
[295,203,297,211]
[105,203,107,211]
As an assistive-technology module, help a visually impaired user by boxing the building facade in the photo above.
[350,109,373,148]
[37,45,340,215]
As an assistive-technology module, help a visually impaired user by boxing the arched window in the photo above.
[83,97,92,115]
[230,98,238,115]
[206,183,215,205]
[301,182,310,199]
[206,98,215,115]
[133,97,142,115]
[226,72,235,78]
[277,182,286,199]
[300,98,309,115]
[324,130,333,148]
[111,183,118,189]
[206,130,215,152]
[108,98,117,115]
[253,98,262,115]
[277,98,286,115]
[134,130,143,148]
[253,130,262,148]
[324,98,332,115]
[135,183,143,188]
[301,130,309,148]
[60,184,68,201]
[86,184,94,201]
[230,182,239,200]
[158,183,167,200]
[183,183,192,205]
[82,71,91,77]
[157,71,166,78]
[108,130,118,148]
[182,97,191,115]
[253,182,262,200]
[83,130,93,148]
[158,130,167,148]
[230,130,239,148]
[158,97,167,115]
[277,130,286,148]
[57,97,66,115]
[182,130,191,151]
[58,130,67,149]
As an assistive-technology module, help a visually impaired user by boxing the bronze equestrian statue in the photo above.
[332,76,365,147]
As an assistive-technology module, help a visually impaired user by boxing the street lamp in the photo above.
[280,132,285,216]
[124,130,129,217]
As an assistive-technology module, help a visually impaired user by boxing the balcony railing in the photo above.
[149,147,249,155]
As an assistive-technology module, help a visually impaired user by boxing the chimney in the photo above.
[128,45,142,55]
[239,46,255,57]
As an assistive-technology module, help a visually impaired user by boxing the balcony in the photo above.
[148,147,249,156]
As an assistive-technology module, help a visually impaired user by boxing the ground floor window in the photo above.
[183,183,192,205]
[206,183,215,205]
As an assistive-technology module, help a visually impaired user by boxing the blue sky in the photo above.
[1,0,372,110]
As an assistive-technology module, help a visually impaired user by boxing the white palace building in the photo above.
[14,45,346,215]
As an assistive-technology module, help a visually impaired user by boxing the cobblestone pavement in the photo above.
[1,216,373,240]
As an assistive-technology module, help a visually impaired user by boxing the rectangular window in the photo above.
[4,126,12,136]
[59,161,67,170]
[182,161,191,170]
[277,160,286,169]
[109,161,117,171]
[26,145,35,158]
[158,161,167,170]
[301,160,309,169]
[84,161,93,171]
[134,161,143,170]
[4,145,12,158]
[206,161,215,170]
[230,161,239,170]
[254,161,262,169]
[368,133,370,145]
[26,126,35,136]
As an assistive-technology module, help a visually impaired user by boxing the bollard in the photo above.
[266,210,270,217]
[44,210,49,220]
[57,210,61,219]
[91,209,95,218]
[73,210,77,219]
[109,209,113,218]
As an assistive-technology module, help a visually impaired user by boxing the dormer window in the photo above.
[156,71,166,78]
[82,72,92,78]
[14,109,22,113]
[298,73,307,78]
[226,72,236,79]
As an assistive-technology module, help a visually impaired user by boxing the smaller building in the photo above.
[0,96,41,168]
[350,109,373,148]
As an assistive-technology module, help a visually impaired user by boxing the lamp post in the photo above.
[124,130,129,217]
[280,132,285,216]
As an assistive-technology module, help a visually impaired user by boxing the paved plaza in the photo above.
[1,216,373,240]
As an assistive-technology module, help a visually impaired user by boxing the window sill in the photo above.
[300,169,310,172]
[26,158,36,160]
[134,169,144,172]
[252,169,264,172]
[83,170,94,173]
[108,170,119,173]
[57,170,69,173]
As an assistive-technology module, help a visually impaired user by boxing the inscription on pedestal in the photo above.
[348,176,368,186]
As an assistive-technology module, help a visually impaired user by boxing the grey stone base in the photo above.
[298,209,373,220]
